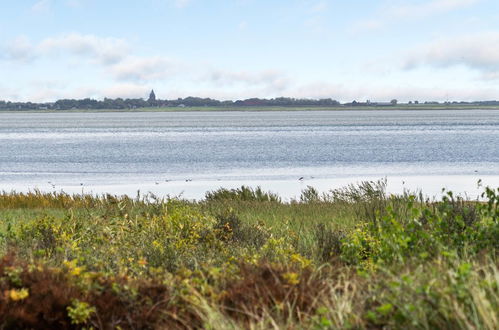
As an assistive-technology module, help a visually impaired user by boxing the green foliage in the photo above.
[67,300,96,325]
[205,186,281,202]
[341,190,498,268]
[0,183,497,328]
[310,306,334,329]
[364,258,499,329]
[480,186,499,221]
[300,186,321,203]
[313,223,344,262]
[213,210,270,249]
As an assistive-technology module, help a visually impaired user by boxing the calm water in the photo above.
[1,109,498,199]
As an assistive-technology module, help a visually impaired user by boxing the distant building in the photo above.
[148,90,156,103]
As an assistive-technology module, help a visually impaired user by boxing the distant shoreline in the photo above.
[2,105,499,113]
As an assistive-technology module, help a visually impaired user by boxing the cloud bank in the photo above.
[405,31,499,79]
[3,33,130,64]
[352,0,481,33]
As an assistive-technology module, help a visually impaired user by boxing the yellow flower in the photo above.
[8,288,29,301]
[71,267,83,276]
[290,253,311,268]
[64,259,84,276]
[283,272,300,285]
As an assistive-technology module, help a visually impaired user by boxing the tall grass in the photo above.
[0,181,497,329]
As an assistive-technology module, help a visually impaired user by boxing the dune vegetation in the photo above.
[0,180,497,329]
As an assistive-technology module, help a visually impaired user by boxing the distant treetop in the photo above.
[1,91,498,110]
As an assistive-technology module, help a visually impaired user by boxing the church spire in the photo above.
[148,89,156,103]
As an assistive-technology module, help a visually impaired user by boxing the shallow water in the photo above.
[1,109,498,200]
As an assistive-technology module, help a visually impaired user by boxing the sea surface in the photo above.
[1,109,498,200]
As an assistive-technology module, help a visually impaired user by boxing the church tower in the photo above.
[148,89,156,103]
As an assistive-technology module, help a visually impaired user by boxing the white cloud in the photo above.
[110,56,178,82]
[3,36,36,62]
[2,33,130,65]
[302,0,331,33]
[153,80,499,103]
[404,31,499,78]
[65,0,85,8]
[209,70,290,91]
[10,84,149,103]
[101,84,152,99]
[481,72,499,81]
[289,82,499,102]
[387,0,480,19]
[0,85,20,101]
[173,0,191,8]
[31,0,52,13]
[6,75,499,103]
[352,0,481,33]
[310,0,328,13]
[38,33,130,64]
[30,88,66,103]
[1,33,181,89]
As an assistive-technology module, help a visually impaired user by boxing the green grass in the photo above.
[3,104,499,113]
[0,181,497,329]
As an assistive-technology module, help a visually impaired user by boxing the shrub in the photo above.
[314,223,344,263]
[205,186,281,203]
[329,179,389,223]
[219,263,325,323]
[213,211,269,249]
[341,188,499,268]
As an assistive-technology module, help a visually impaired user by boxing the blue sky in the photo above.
[1,0,499,102]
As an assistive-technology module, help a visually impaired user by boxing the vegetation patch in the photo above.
[0,181,497,329]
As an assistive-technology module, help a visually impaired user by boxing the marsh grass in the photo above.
[0,182,497,329]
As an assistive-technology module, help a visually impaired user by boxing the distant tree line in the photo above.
[1,92,499,110]
[0,96,341,110]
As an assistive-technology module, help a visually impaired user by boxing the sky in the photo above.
[1,0,499,102]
